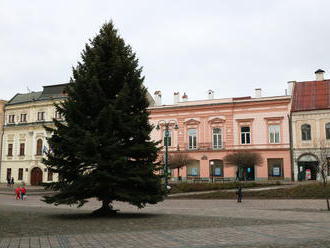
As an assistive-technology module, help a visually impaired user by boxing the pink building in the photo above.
[149,90,292,181]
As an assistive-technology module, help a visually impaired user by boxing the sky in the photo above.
[1,0,330,104]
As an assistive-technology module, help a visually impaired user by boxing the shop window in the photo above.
[268,158,283,179]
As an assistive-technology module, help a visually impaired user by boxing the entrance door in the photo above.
[298,162,318,181]
[31,167,43,185]
[237,166,255,181]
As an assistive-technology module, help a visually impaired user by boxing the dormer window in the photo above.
[37,112,45,121]
[8,115,15,124]
[55,111,62,120]
[20,114,27,123]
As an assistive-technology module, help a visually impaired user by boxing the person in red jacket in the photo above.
[15,187,21,200]
[21,187,26,200]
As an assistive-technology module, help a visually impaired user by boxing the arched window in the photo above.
[326,123,330,140]
[301,124,311,141]
[36,139,43,155]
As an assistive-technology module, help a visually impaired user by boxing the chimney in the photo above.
[182,92,188,102]
[255,88,262,98]
[173,92,180,104]
[154,91,162,106]
[287,81,295,95]
[208,90,214,100]
[315,69,325,81]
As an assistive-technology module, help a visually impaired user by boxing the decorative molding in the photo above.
[184,118,200,125]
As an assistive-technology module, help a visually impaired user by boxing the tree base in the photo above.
[92,207,119,217]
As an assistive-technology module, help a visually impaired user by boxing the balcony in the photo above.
[183,142,225,151]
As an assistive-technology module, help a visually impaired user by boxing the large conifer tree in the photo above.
[43,22,164,214]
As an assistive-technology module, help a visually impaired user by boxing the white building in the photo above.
[0,84,67,185]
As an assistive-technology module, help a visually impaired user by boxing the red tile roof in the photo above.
[292,80,330,112]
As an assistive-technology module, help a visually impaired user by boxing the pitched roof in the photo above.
[7,83,69,105]
[291,80,330,112]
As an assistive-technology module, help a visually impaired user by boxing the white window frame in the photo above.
[212,128,222,149]
[240,126,251,144]
[269,125,280,144]
[188,129,197,150]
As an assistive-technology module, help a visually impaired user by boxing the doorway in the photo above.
[237,166,255,181]
[298,161,318,181]
[31,167,43,185]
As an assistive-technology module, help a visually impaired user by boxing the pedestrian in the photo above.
[10,177,14,188]
[236,186,242,203]
[7,177,10,187]
[15,186,21,200]
[21,186,26,200]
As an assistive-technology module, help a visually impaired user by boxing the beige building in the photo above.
[291,70,330,181]
[0,84,67,185]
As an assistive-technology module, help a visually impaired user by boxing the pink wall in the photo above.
[150,96,292,180]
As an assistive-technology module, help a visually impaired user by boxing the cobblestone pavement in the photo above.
[1,195,330,247]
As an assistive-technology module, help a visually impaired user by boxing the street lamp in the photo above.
[156,120,179,190]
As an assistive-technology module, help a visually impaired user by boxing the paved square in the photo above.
[1,194,330,247]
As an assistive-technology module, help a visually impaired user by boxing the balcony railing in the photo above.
[183,142,225,151]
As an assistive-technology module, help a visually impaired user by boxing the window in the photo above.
[6,168,11,180]
[36,139,43,155]
[188,129,197,149]
[210,160,224,177]
[55,111,62,120]
[18,168,23,180]
[163,130,172,147]
[37,112,45,121]
[269,125,280,144]
[48,170,53,181]
[7,144,13,156]
[8,115,15,123]
[326,123,330,140]
[187,161,200,176]
[268,159,283,178]
[20,114,27,122]
[212,128,222,149]
[301,124,311,141]
[241,126,251,144]
[19,143,25,156]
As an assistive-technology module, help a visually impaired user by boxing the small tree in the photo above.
[318,141,330,211]
[224,151,263,181]
[42,22,165,215]
[168,153,192,181]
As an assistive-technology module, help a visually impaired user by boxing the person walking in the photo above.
[15,186,21,200]
[7,177,11,187]
[10,177,14,188]
[236,186,243,203]
[21,186,26,200]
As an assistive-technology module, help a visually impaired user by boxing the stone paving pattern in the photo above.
[1,195,330,247]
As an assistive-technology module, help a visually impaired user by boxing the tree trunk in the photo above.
[92,199,118,216]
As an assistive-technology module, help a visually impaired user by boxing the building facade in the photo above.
[0,84,67,185]
[291,70,330,181]
[149,90,292,181]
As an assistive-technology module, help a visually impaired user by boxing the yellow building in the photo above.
[0,84,67,185]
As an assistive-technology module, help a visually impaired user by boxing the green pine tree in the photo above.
[43,22,165,215]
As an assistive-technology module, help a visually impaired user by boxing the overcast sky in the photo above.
[1,0,330,104]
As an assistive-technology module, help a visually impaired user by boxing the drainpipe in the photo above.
[288,114,294,181]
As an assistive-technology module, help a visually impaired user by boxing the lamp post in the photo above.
[156,120,179,190]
